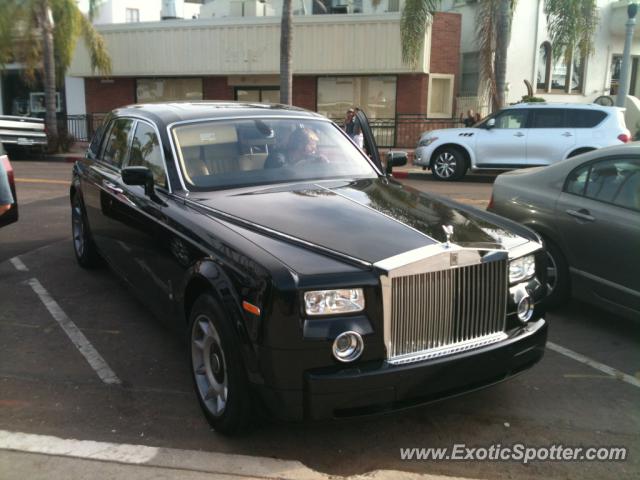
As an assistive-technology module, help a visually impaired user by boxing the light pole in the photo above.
[616,3,638,107]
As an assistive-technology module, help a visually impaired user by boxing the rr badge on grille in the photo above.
[450,252,459,266]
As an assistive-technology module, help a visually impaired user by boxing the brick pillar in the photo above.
[203,77,234,100]
[292,76,316,111]
[84,78,136,114]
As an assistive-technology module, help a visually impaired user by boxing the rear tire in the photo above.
[431,147,467,181]
[543,238,570,309]
[188,294,252,435]
[71,194,102,269]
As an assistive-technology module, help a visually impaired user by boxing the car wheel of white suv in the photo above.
[432,148,466,181]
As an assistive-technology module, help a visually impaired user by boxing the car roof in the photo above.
[111,101,324,128]
[506,102,619,112]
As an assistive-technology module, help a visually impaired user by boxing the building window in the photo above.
[235,87,280,104]
[387,0,400,12]
[546,46,585,94]
[537,42,551,92]
[427,74,454,118]
[460,52,479,96]
[125,8,140,23]
[317,76,397,120]
[610,55,640,97]
[136,78,203,102]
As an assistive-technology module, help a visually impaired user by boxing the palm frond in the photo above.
[78,9,112,75]
[401,0,440,68]
[545,0,598,63]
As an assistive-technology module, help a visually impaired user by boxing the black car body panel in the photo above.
[72,102,548,422]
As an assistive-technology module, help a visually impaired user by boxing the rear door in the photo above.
[474,109,528,168]
[555,155,640,312]
[0,143,18,228]
[81,117,135,276]
[526,108,575,166]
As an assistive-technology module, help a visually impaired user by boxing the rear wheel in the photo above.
[71,194,102,268]
[543,238,570,308]
[431,148,467,181]
[189,294,251,435]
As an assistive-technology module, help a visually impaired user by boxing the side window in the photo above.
[128,122,168,190]
[530,109,565,128]
[566,110,606,128]
[565,164,590,196]
[586,158,640,209]
[494,110,527,129]
[87,119,109,159]
[99,118,134,169]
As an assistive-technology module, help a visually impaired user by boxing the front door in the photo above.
[474,109,529,168]
[355,109,382,171]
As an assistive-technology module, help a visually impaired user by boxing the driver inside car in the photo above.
[264,127,328,169]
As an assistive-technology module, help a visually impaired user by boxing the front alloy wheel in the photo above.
[432,148,466,181]
[188,294,251,435]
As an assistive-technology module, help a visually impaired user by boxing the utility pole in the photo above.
[616,3,638,107]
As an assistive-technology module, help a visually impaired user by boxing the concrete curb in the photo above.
[0,429,475,480]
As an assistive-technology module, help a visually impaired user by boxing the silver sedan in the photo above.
[488,144,640,319]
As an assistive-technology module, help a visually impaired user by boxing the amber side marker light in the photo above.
[242,301,261,316]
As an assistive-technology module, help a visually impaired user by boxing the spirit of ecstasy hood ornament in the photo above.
[442,225,454,248]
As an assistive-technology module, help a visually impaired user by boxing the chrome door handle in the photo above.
[102,180,124,195]
[562,132,573,137]
[514,132,525,137]
[566,209,594,222]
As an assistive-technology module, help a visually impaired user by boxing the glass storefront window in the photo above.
[136,78,203,103]
[317,76,397,120]
[235,87,280,104]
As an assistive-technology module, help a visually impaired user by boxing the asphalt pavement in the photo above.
[0,161,638,480]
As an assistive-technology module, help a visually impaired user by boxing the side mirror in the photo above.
[486,118,496,129]
[122,166,154,197]
[386,151,408,174]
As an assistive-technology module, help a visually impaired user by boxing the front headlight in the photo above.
[304,289,365,316]
[418,136,438,147]
[509,255,536,283]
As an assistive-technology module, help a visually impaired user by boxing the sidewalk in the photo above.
[44,142,88,163]
[0,429,473,480]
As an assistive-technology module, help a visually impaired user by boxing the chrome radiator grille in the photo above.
[388,259,508,364]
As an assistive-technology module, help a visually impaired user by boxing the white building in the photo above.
[442,0,640,111]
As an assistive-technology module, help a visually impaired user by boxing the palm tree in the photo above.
[399,0,440,68]
[544,0,598,85]
[0,0,111,150]
[280,0,293,105]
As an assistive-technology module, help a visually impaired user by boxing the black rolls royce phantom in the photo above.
[71,102,548,434]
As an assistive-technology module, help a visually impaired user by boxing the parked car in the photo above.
[0,115,47,148]
[71,102,548,434]
[414,103,631,181]
[488,145,640,318]
[0,142,19,228]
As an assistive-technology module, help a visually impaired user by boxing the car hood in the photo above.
[191,178,535,265]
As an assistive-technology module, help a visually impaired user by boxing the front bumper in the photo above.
[413,145,436,167]
[260,319,547,421]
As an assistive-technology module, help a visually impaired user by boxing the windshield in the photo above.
[172,118,378,190]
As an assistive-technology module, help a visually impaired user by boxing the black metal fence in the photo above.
[60,113,463,147]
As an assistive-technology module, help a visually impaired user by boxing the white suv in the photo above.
[414,103,631,181]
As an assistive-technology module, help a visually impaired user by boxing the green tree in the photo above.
[544,0,598,78]
[0,0,111,150]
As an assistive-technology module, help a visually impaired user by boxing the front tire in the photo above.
[431,148,467,181]
[71,194,102,268]
[188,294,251,435]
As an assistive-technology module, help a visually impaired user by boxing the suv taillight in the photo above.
[618,133,631,143]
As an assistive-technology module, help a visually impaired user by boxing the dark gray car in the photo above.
[488,144,640,319]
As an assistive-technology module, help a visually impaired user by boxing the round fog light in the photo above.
[332,331,364,363]
[517,295,534,323]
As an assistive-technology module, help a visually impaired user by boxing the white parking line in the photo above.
[547,342,640,388]
[9,257,28,272]
[26,278,121,385]
[0,429,467,480]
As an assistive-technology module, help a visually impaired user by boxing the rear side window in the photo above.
[87,121,108,159]
[565,157,640,211]
[566,110,607,128]
[529,109,565,128]
[100,118,134,169]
